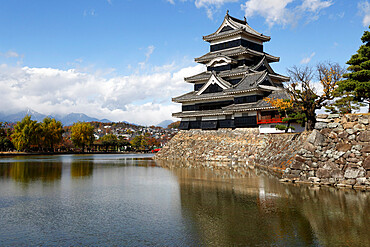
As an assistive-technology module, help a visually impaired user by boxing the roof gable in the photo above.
[206,55,236,67]
[253,56,275,74]
[197,73,232,95]
[213,15,240,35]
[203,12,271,42]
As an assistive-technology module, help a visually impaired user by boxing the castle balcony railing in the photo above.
[257,117,283,124]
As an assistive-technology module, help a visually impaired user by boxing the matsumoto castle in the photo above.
[173,12,302,133]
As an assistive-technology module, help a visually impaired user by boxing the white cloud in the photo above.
[242,0,295,27]
[167,0,175,4]
[4,51,21,58]
[145,45,155,60]
[358,1,370,26]
[138,45,155,70]
[195,0,239,19]
[0,63,204,125]
[241,0,333,27]
[300,52,316,64]
[299,0,332,12]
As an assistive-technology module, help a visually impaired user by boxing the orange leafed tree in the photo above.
[286,62,343,130]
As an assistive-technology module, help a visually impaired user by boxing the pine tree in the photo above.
[336,26,370,112]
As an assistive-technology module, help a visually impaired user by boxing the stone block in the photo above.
[347,157,360,163]
[343,179,356,185]
[348,134,356,140]
[291,161,303,170]
[317,168,331,178]
[302,142,316,153]
[286,173,300,179]
[346,114,358,122]
[323,161,337,170]
[320,128,331,136]
[363,156,370,170]
[315,122,327,130]
[337,131,349,139]
[306,130,326,146]
[344,167,360,179]
[336,143,352,152]
[308,177,320,183]
[362,145,370,153]
[356,177,367,185]
[327,122,339,128]
[358,116,369,125]
[317,114,328,119]
[357,131,370,142]
[328,114,340,119]
[290,169,301,175]
[353,124,366,131]
[343,122,356,129]
[317,118,332,123]
[352,145,362,151]
[345,128,355,135]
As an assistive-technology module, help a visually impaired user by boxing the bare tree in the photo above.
[286,62,344,130]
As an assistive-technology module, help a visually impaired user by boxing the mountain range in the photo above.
[0,109,111,126]
[156,120,174,128]
[0,109,175,128]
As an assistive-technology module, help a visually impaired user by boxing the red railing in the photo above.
[257,117,283,124]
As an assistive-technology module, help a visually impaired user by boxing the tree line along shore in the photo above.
[0,116,179,154]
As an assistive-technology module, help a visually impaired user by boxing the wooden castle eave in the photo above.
[194,46,279,64]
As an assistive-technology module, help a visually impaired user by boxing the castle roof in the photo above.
[184,58,289,84]
[203,12,270,42]
[222,90,290,112]
[173,71,283,103]
[185,65,250,82]
[194,46,279,64]
[172,90,289,117]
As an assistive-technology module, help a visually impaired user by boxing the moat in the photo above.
[0,154,369,246]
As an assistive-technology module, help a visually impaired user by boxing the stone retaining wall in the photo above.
[155,114,370,190]
[282,114,369,190]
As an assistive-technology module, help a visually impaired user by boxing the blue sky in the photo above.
[0,0,369,125]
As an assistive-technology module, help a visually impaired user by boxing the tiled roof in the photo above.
[194,46,279,63]
[225,71,266,93]
[172,109,229,118]
[223,90,290,112]
[174,71,287,103]
[172,91,233,103]
[173,89,290,117]
[203,14,270,42]
[185,65,250,82]
[172,71,289,103]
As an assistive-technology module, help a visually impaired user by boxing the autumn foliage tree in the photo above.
[100,134,118,152]
[11,115,41,151]
[266,63,343,131]
[286,62,344,130]
[40,117,64,151]
[71,122,95,152]
[264,97,298,132]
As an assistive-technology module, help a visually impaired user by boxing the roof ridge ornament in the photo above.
[226,10,229,16]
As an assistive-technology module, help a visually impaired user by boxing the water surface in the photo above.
[0,154,369,246]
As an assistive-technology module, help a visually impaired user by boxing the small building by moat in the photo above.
[173,12,297,133]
